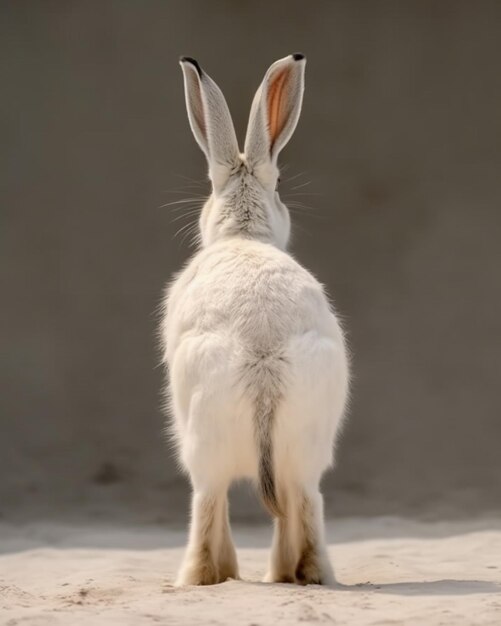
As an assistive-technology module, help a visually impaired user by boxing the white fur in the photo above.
[161,54,349,586]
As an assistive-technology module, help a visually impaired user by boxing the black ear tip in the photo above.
[292,52,305,61]
[179,56,202,77]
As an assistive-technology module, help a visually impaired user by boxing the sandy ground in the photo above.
[1,517,500,626]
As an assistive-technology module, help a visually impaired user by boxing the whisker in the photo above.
[159,197,206,208]
[170,209,201,223]
[284,191,323,198]
[161,184,207,195]
[172,173,207,185]
[285,204,316,213]
[290,212,327,222]
[163,189,207,195]
[286,199,317,209]
[287,200,328,222]
[170,207,201,216]
[181,223,202,248]
[290,180,312,190]
[282,170,308,183]
[185,231,202,249]
[173,220,198,240]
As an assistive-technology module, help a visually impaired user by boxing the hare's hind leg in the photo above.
[265,485,334,586]
[294,488,334,586]
[176,488,238,586]
[266,333,346,586]
[264,498,300,584]
[218,496,239,582]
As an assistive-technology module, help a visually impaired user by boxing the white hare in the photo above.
[161,54,349,586]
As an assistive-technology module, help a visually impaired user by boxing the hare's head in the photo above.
[179,54,306,250]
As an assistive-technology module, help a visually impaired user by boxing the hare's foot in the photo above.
[265,487,335,586]
[265,514,298,584]
[176,543,220,586]
[176,489,238,586]
[218,506,240,581]
[295,490,335,586]
[263,570,296,584]
[295,543,334,586]
[218,542,239,581]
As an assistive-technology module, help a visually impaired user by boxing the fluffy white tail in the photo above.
[243,351,285,518]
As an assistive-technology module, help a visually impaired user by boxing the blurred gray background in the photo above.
[1,0,500,523]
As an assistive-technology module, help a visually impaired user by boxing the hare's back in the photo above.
[181,239,337,345]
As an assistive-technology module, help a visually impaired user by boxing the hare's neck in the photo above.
[217,186,273,244]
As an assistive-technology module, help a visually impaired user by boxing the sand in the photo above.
[1,517,500,625]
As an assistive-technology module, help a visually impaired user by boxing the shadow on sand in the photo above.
[335,579,501,596]
[241,578,501,596]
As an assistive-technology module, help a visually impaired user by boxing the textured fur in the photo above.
[160,54,349,586]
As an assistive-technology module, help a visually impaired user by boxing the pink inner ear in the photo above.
[266,67,290,153]
[186,68,207,143]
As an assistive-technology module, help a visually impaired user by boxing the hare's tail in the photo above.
[255,396,281,517]
[244,351,285,518]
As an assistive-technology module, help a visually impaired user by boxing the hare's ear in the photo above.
[244,54,306,167]
[179,57,240,173]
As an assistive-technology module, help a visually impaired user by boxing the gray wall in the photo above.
[2,1,500,521]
